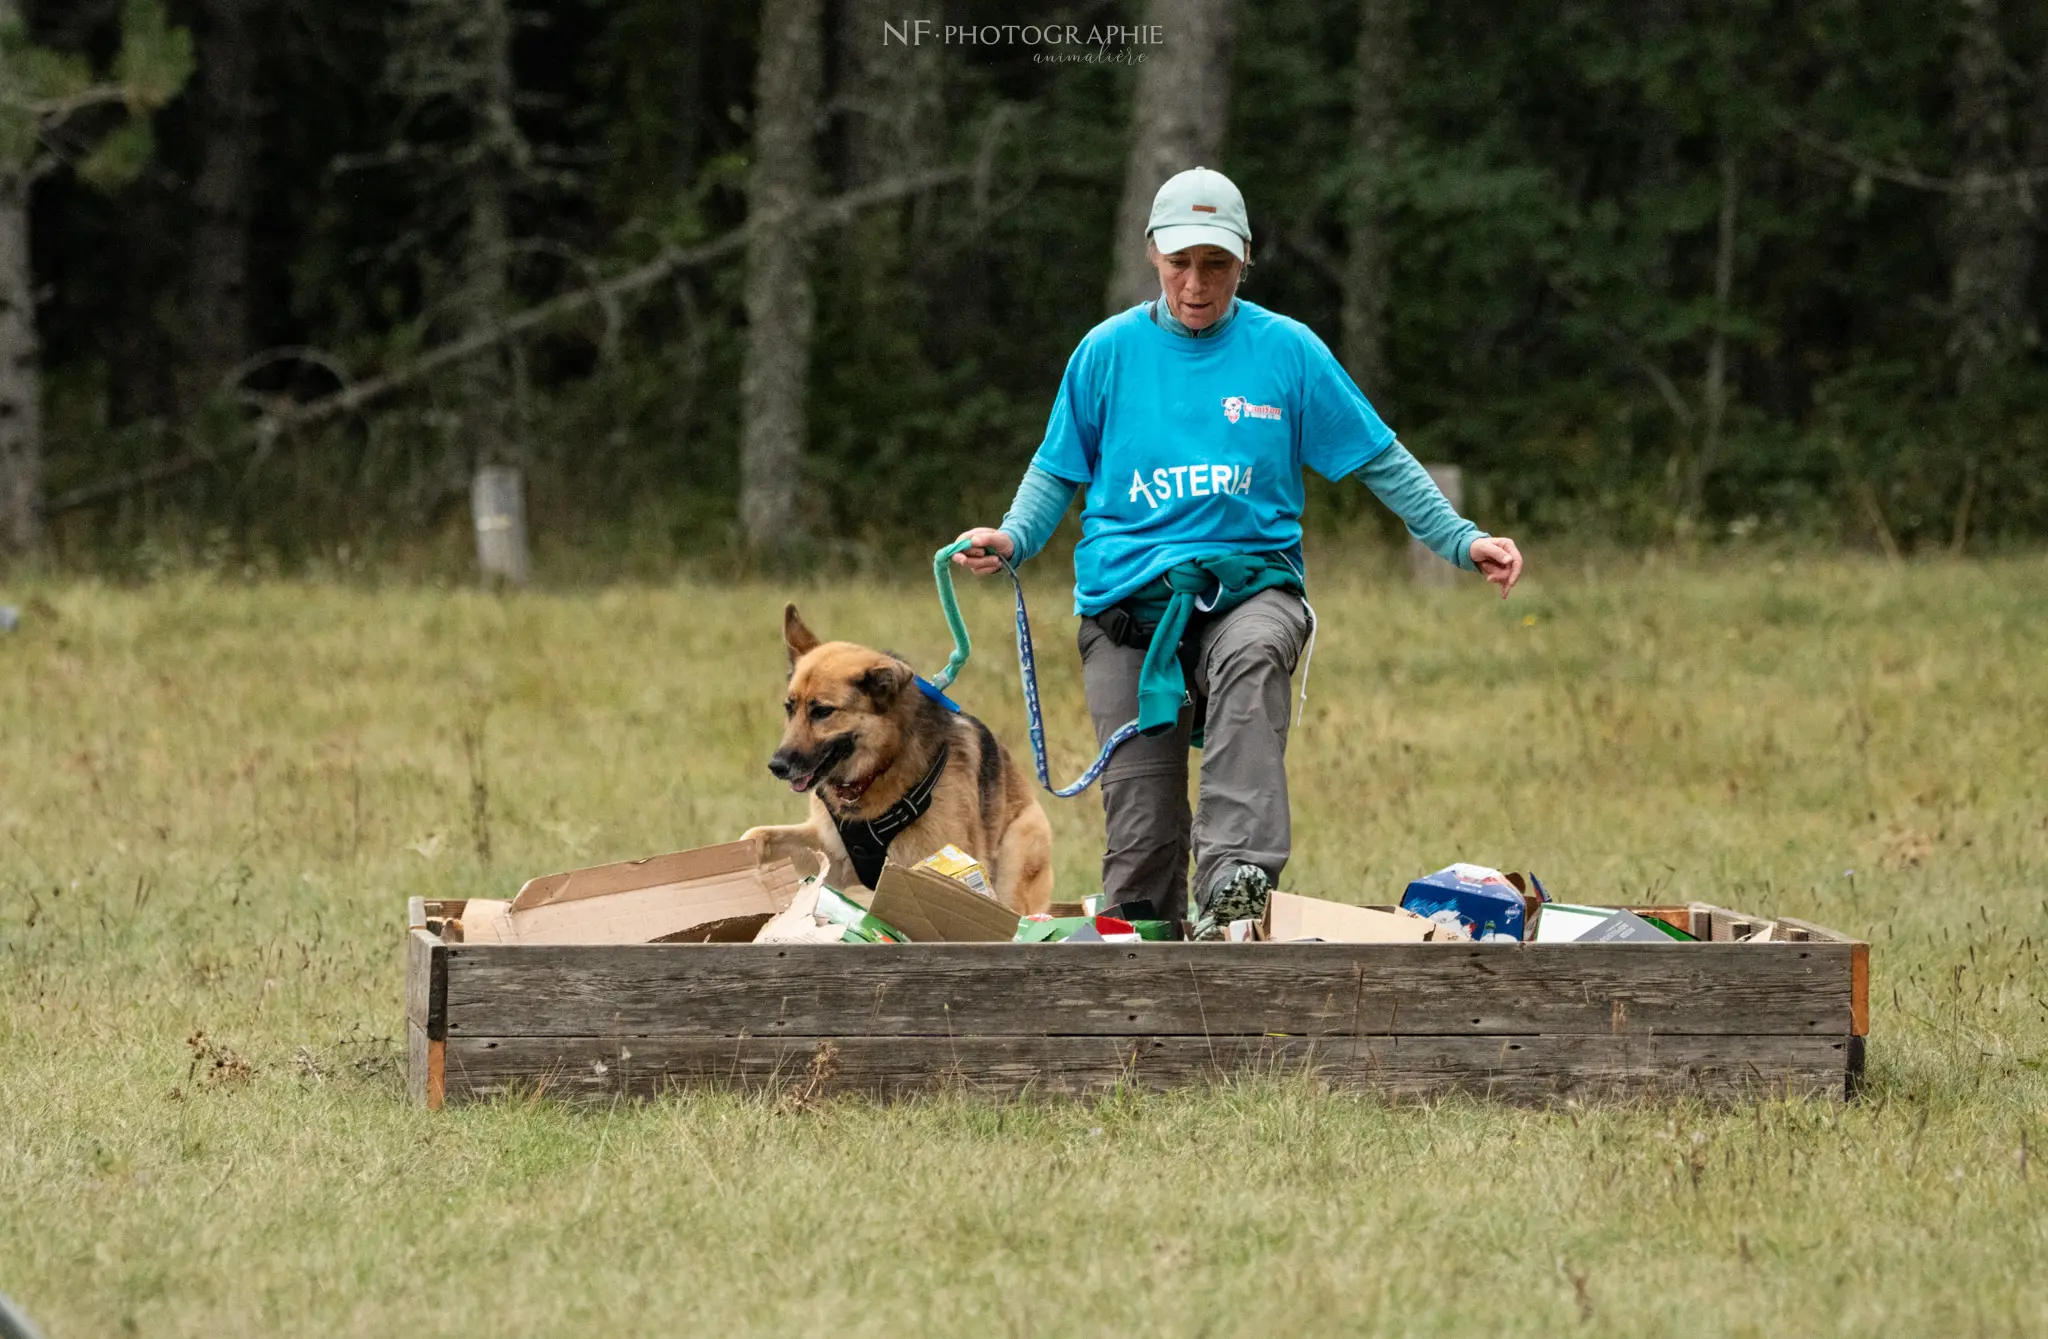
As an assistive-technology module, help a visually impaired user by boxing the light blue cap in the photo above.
[1146,166,1250,260]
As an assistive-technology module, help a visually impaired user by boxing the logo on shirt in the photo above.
[1221,396,1282,424]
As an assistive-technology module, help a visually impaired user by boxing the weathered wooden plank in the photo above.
[407,1019,445,1110]
[405,928,447,1040]
[408,1018,427,1105]
[440,1032,1856,1106]
[441,942,1857,1039]
[1777,916,1856,944]
[1692,902,1770,942]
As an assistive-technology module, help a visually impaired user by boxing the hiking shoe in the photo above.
[1192,863,1271,941]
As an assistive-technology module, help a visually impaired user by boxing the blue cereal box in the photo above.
[1400,864,1527,941]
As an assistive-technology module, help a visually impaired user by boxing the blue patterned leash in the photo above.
[928,539,1140,798]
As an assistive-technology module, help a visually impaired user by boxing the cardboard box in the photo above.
[869,863,1021,942]
[755,880,911,944]
[915,844,994,898]
[454,839,807,946]
[1531,903,1615,944]
[1265,892,1437,944]
[1400,864,1527,940]
[1015,915,1177,943]
[1407,905,1471,942]
[1576,908,1682,944]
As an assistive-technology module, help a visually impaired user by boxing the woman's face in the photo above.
[1149,242,1246,330]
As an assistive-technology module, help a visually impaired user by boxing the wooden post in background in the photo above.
[471,464,530,587]
[1410,463,1463,587]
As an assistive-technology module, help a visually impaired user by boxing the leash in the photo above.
[929,539,1140,797]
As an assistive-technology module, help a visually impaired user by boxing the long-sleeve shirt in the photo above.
[998,444,1483,574]
[1013,293,1484,614]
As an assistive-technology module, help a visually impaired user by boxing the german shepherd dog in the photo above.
[742,605,1054,914]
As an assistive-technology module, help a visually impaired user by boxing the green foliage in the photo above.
[21,0,2048,560]
[0,34,87,168]
[111,0,196,111]
[0,0,189,175]
[76,119,155,189]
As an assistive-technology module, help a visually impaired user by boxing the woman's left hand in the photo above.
[1468,536,1524,599]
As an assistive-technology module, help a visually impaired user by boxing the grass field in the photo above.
[3,549,2046,1336]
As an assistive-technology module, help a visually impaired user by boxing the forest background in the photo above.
[4,0,2048,575]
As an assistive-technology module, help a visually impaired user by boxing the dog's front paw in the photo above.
[744,826,829,880]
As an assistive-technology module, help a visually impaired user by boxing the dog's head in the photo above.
[768,604,914,812]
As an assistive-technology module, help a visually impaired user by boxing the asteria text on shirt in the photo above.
[1128,464,1253,509]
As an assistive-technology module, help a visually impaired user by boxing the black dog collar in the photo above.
[833,741,950,890]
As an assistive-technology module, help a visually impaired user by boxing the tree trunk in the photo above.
[1688,153,1740,523]
[0,0,40,554]
[739,0,823,550]
[1342,0,1404,397]
[460,0,517,470]
[1633,0,1682,299]
[180,0,263,415]
[1105,0,1240,312]
[837,0,940,287]
[0,167,41,554]
[839,0,940,194]
[1947,0,2034,395]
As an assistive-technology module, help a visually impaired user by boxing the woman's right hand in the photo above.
[950,527,1015,576]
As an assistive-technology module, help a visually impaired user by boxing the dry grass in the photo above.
[2,549,2045,1336]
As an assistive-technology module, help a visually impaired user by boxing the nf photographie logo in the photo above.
[883,19,1164,63]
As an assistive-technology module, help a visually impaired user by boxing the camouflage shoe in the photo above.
[1192,863,1272,941]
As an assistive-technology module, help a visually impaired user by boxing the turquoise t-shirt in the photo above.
[1030,299,1397,614]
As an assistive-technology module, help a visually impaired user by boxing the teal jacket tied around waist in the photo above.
[1124,553,1303,735]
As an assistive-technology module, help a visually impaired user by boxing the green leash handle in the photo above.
[929,538,977,690]
[925,534,1140,797]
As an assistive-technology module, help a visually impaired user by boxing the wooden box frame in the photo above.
[404,900,1867,1108]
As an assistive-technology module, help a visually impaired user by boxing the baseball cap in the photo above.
[1146,166,1250,260]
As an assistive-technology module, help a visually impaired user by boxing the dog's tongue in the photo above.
[790,773,816,794]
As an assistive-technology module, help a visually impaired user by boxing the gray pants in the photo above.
[1078,589,1312,922]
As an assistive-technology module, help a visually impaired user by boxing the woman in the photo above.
[954,166,1523,939]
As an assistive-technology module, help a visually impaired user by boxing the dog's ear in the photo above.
[783,604,821,667]
[854,659,911,710]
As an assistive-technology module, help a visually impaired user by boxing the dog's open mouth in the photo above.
[827,773,876,804]
[785,735,856,795]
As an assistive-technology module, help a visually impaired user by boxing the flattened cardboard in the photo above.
[651,913,775,943]
[1578,908,1679,944]
[447,897,512,944]
[1532,903,1615,944]
[1265,892,1436,944]
[461,838,806,945]
[870,864,1021,942]
[755,883,856,945]
[511,838,812,908]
